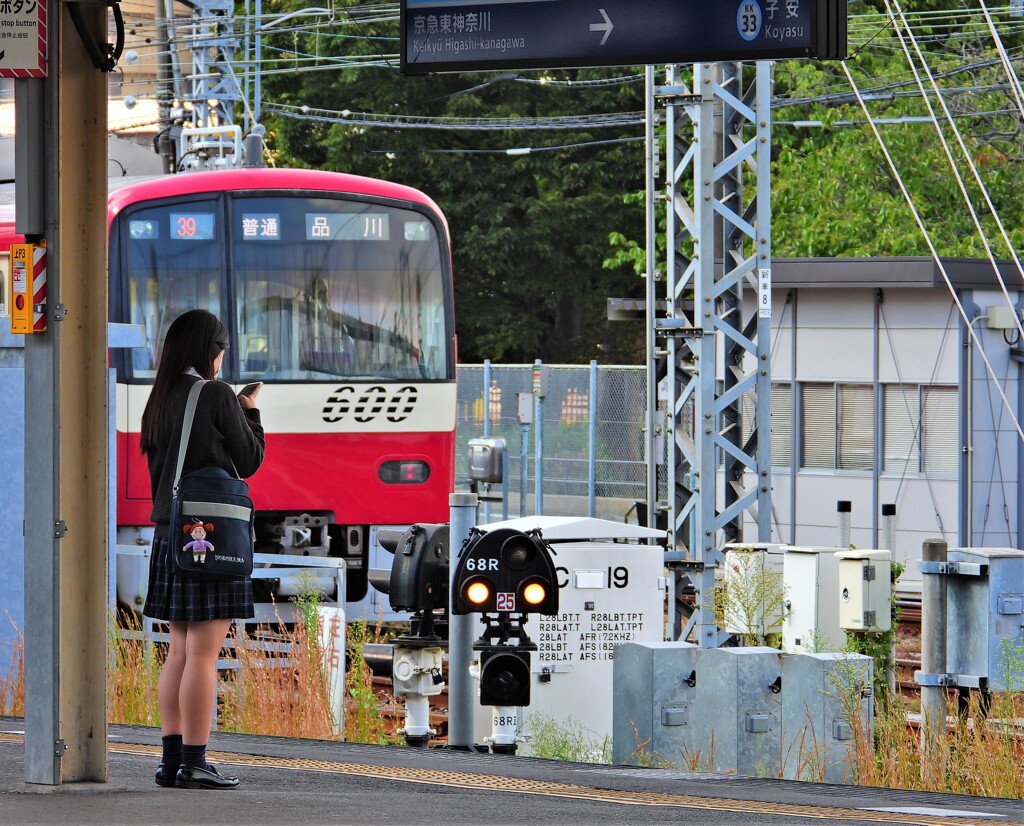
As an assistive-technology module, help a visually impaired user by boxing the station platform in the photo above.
[1,719,1021,825]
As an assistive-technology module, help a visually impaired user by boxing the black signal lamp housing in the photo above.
[451,527,558,616]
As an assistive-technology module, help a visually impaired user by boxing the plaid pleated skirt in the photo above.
[143,535,255,622]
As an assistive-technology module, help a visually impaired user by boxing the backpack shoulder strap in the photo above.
[172,379,207,494]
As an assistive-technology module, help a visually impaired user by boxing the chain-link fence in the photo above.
[455,363,650,520]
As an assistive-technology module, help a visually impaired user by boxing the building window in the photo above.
[801,383,836,469]
[771,382,792,467]
[883,384,957,475]
[737,384,791,468]
[838,384,874,470]
[883,384,920,474]
[801,382,874,471]
[921,386,958,474]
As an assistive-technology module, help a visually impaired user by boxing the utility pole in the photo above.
[17,0,109,784]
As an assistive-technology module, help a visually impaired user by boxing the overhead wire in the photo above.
[879,300,957,539]
[887,0,1024,345]
[262,101,644,130]
[838,59,1024,444]
[103,3,1024,128]
[978,1,1024,123]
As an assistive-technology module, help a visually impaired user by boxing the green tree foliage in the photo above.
[259,0,647,363]
[771,0,1024,258]
[258,1,1024,363]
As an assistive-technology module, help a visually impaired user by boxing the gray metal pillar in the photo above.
[1018,342,1024,550]
[837,500,852,550]
[23,0,109,784]
[482,360,492,523]
[920,538,948,784]
[958,305,971,547]
[643,65,660,542]
[518,418,529,518]
[881,503,897,695]
[872,291,882,546]
[788,290,798,545]
[17,75,58,786]
[447,492,479,748]
[881,504,896,558]
[588,360,597,517]
[533,359,544,516]
[658,62,773,646]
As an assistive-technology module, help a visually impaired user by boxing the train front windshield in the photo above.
[115,192,451,382]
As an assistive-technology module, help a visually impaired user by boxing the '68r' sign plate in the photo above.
[0,0,47,78]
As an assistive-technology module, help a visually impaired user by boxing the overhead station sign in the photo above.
[0,0,46,78]
[401,0,847,74]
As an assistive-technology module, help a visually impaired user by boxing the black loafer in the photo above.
[175,763,239,790]
[155,763,179,787]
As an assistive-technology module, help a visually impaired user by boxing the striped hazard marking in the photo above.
[29,245,47,332]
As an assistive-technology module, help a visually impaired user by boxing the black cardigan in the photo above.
[147,375,266,531]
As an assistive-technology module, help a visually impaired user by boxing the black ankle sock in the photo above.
[161,734,183,767]
[182,743,209,770]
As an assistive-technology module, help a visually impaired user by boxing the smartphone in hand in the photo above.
[239,381,263,397]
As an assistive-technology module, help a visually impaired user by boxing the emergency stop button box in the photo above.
[835,549,892,632]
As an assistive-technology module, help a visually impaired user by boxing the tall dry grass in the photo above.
[0,612,24,717]
[844,690,1024,799]
[7,612,1020,798]
[344,619,393,745]
[108,610,161,726]
[4,608,392,743]
[218,617,337,740]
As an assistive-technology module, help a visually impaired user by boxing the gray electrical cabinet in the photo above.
[470,516,666,756]
[782,546,846,654]
[943,547,1024,691]
[612,641,699,767]
[781,652,873,783]
[693,647,784,777]
[721,543,786,638]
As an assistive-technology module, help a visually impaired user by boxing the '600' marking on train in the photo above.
[322,385,418,423]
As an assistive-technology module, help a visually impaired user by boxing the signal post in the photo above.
[10,0,109,784]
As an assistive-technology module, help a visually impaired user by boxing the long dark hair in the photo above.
[140,309,229,454]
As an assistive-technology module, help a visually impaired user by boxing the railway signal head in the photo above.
[452,527,558,615]
[478,647,531,707]
[370,523,449,613]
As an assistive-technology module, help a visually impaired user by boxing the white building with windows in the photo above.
[754,257,1022,583]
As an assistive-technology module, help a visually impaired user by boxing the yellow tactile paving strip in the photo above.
[0,732,1010,825]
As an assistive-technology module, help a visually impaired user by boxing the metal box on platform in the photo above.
[782,546,845,654]
[693,647,784,777]
[470,516,666,756]
[836,549,892,632]
[721,543,786,639]
[781,652,873,783]
[943,547,1024,691]
[612,641,699,767]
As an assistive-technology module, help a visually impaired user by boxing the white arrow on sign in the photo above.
[589,8,613,46]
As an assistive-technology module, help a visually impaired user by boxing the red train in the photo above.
[3,167,457,617]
